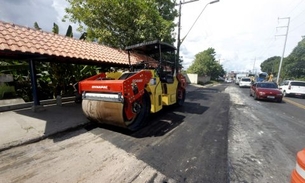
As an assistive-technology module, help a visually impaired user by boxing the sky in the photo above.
[1,0,305,73]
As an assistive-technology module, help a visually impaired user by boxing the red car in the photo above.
[250,82,283,103]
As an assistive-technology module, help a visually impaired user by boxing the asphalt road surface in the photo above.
[1,83,304,183]
[0,84,230,183]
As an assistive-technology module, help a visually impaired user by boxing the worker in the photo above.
[268,73,273,82]
[250,76,255,84]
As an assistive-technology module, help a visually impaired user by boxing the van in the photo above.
[279,80,305,98]
[235,74,247,85]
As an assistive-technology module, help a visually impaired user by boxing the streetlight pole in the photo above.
[176,0,219,64]
[176,0,200,63]
[176,0,183,64]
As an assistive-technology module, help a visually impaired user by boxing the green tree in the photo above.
[0,60,35,101]
[282,38,305,80]
[52,23,59,34]
[34,22,41,30]
[66,25,73,37]
[260,56,281,75]
[260,37,305,81]
[187,48,224,79]
[79,32,87,40]
[64,0,177,48]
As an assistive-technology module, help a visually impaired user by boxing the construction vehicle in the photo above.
[78,40,187,131]
[254,72,269,82]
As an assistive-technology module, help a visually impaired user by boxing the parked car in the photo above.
[250,82,283,102]
[239,77,252,88]
[279,80,305,98]
[225,78,233,83]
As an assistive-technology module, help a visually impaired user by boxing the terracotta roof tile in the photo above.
[20,46,27,53]
[11,45,19,51]
[0,37,5,44]
[0,20,156,66]
[0,43,9,50]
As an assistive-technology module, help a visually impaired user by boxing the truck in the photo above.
[235,73,247,85]
[254,72,269,82]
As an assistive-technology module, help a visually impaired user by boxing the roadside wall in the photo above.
[184,74,198,84]
[198,75,211,84]
[183,73,210,84]
[0,74,13,83]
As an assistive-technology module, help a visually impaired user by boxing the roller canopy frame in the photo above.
[125,40,177,74]
[125,40,176,54]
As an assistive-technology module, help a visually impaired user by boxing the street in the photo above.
[0,83,305,183]
[228,84,305,182]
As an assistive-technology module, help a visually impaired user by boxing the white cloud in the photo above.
[177,0,305,73]
[0,0,78,35]
[1,0,305,73]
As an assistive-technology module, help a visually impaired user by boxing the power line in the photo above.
[255,29,277,59]
[286,0,304,17]
[250,1,304,69]
[289,20,305,33]
[284,0,305,33]
[256,37,276,58]
[290,7,305,23]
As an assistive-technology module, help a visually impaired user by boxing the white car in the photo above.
[225,78,233,83]
[279,80,305,98]
[235,74,247,85]
[239,77,252,88]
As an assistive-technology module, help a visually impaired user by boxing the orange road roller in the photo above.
[78,40,186,131]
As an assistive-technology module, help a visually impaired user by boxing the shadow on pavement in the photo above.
[12,103,88,142]
[86,101,209,138]
[83,85,212,138]
[1,84,213,149]
[87,108,186,138]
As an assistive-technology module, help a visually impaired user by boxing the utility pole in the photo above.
[176,0,199,63]
[276,17,290,84]
[252,57,256,74]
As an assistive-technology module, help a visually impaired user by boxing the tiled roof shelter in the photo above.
[0,20,154,66]
[0,20,159,109]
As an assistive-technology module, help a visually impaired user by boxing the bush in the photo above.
[0,84,16,99]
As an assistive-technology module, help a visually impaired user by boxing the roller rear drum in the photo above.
[81,92,150,131]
